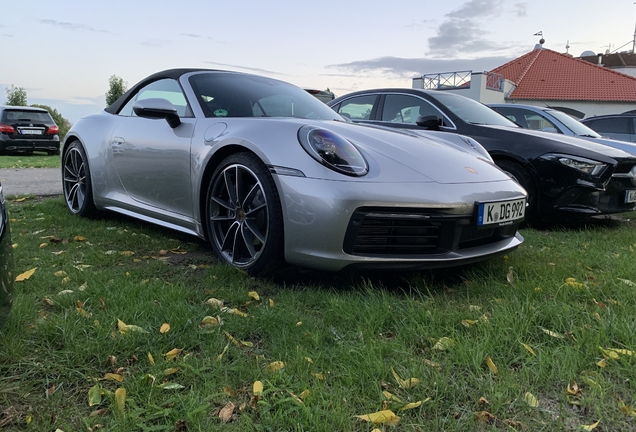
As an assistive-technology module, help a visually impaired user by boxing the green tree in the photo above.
[30,104,71,140]
[5,84,27,106]
[105,75,128,106]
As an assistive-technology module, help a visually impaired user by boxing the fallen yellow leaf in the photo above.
[486,356,498,374]
[248,291,260,301]
[159,323,170,334]
[114,388,126,413]
[461,319,479,327]
[567,381,578,395]
[163,368,178,376]
[597,359,608,368]
[305,357,313,363]
[39,243,48,249]
[524,392,538,407]
[581,420,600,431]
[88,384,102,407]
[521,343,536,356]
[382,391,403,403]
[164,348,182,361]
[391,367,420,389]
[299,389,310,400]
[222,307,248,317]
[205,298,224,308]
[267,361,285,373]
[433,337,454,351]
[217,343,229,361]
[400,400,426,411]
[312,373,325,380]
[74,236,86,241]
[54,270,67,277]
[269,298,274,307]
[200,316,221,328]
[355,410,400,426]
[104,373,123,382]
[618,397,636,416]
[541,328,565,339]
[15,268,37,282]
[148,352,155,365]
[253,380,263,396]
[224,331,240,346]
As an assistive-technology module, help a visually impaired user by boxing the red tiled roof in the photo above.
[491,48,636,102]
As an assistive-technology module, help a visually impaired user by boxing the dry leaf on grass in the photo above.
[219,402,235,423]
[355,410,400,426]
[15,268,37,282]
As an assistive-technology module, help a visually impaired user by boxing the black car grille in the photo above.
[343,208,517,257]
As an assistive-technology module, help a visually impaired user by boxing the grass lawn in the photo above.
[0,153,60,169]
[1,197,636,431]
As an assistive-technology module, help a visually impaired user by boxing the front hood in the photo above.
[315,120,511,184]
[479,124,636,162]
[585,136,636,157]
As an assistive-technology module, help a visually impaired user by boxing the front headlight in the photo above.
[298,126,368,176]
[557,156,606,176]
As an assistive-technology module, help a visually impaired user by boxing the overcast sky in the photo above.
[1,0,635,123]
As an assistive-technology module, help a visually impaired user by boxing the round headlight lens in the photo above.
[298,126,368,176]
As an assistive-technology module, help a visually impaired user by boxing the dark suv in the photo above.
[0,105,60,155]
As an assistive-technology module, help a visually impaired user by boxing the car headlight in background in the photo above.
[541,154,607,176]
[298,126,368,176]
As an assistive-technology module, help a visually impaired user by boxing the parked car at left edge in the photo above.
[328,89,636,222]
[489,104,636,156]
[61,69,528,275]
[0,105,60,155]
[0,180,13,328]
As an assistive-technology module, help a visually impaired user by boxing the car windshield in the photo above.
[431,93,519,127]
[189,73,342,121]
[2,110,51,123]
[546,109,601,137]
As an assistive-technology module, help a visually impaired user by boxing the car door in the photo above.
[111,78,196,217]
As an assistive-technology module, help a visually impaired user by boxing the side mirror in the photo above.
[133,98,181,128]
[416,114,442,130]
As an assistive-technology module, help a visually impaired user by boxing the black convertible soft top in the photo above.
[104,68,214,114]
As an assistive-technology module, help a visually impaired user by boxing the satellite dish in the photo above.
[581,50,596,57]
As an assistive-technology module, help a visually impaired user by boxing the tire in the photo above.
[496,159,537,222]
[205,152,284,275]
[62,141,98,218]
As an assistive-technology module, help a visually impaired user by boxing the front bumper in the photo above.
[275,176,526,271]
[535,159,636,217]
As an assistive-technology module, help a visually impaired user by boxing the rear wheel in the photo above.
[62,141,98,217]
[206,153,284,275]
[496,159,537,222]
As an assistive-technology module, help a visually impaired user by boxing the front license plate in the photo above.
[626,190,636,204]
[476,198,526,227]
[20,129,43,135]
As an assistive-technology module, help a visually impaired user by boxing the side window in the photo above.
[337,95,377,120]
[381,94,445,125]
[118,79,191,117]
[494,108,557,131]
[591,117,629,134]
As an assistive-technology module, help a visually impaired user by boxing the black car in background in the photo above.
[580,114,636,143]
[0,105,60,155]
[0,180,13,328]
[328,89,636,222]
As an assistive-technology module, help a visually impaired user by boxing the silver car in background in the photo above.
[62,69,527,274]
[489,104,636,156]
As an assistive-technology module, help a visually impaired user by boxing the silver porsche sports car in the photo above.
[62,69,527,274]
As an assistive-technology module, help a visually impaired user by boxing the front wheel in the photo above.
[62,141,98,217]
[206,153,284,275]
